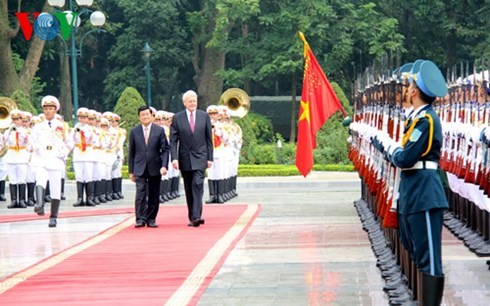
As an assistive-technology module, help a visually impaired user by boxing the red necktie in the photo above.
[190,112,195,133]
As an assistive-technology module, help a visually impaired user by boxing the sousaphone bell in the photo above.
[218,88,250,118]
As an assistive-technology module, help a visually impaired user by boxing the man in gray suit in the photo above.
[170,90,213,227]
[128,106,169,228]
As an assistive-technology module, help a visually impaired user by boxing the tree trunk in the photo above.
[0,0,48,97]
[0,0,21,96]
[289,73,297,142]
[59,48,72,120]
[197,47,225,109]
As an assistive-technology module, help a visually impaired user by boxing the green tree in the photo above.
[0,0,49,96]
[113,87,146,136]
[10,89,37,115]
[104,0,189,111]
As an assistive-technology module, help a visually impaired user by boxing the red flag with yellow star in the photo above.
[296,32,346,177]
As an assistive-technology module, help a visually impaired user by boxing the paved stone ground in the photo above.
[1,172,489,305]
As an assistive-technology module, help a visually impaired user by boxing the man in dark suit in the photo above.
[170,90,213,227]
[129,106,169,228]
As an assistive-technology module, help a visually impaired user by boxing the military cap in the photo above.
[41,95,60,111]
[399,63,413,83]
[87,109,97,119]
[102,111,113,120]
[155,110,165,120]
[414,60,448,98]
[77,107,89,117]
[22,111,32,120]
[100,117,110,126]
[207,105,219,114]
[112,113,121,121]
[10,109,23,119]
[150,106,157,115]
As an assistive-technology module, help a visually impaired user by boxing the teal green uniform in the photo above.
[391,105,448,276]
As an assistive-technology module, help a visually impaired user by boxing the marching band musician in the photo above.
[22,111,36,207]
[378,60,448,305]
[164,112,180,200]
[99,117,114,198]
[205,105,223,204]
[103,112,119,202]
[111,113,125,200]
[228,110,242,198]
[31,95,73,227]
[55,113,70,201]
[71,108,97,207]
[154,111,168,203]
[3,109,30,209]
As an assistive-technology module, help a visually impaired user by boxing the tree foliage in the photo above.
[113,86,146,136]
[11,90,37,115]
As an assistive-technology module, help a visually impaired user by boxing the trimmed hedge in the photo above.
[65,164,353,179]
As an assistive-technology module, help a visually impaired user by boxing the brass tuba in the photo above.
[218,88,250,118]
[0,97,19,157]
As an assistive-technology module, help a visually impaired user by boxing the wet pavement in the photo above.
[1,172,489,305]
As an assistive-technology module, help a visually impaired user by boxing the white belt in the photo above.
[402,160,438,171]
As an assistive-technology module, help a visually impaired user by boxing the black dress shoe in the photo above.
[48,217,57,228]
[198,219,205,225]
[188,221,200,227]
[147,221,158,228]
[135,220,145,228]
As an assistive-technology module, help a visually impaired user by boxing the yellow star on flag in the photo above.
[299,100,310,124]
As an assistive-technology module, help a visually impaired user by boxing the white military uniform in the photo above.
[32,95,73,227]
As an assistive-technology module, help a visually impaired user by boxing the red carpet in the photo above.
[0,207,133,223]
[0,204,261,305]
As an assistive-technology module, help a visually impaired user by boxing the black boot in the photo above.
[175,177,180,197]
[18,183,27,208]
[159,180,166,203]
[117,177,124,199]
[73,182,85,207]
[0,180,6,201]
[8,184,19,208]
[34,185,46,215]
[106,179,113,201]
[99,180,107,203]
[27,182,36,206]
[111,178,120,200]
[61,178,66,200]
[85,181,96,206]
[162,180,171,201]
[49,199,61,228]
[420,273,444,306]
[45,182,51,202]
[205,180,217,204]
[93,181,100,205]
[216,180,225,204]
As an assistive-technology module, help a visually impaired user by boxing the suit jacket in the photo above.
[170,109,213,171]
[128,124,169,176]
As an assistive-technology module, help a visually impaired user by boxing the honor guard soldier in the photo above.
[32,96,73,227]
[379,60,448,305]
[3,109,30,208]
[111,113,125,199]
[71,108,96,206]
